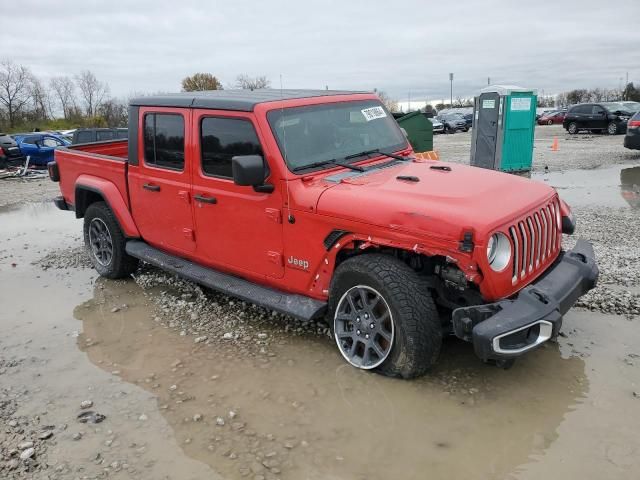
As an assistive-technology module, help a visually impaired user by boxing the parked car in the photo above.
[437,112,468,133]
[13,133,70,166]
[50,89,598,377]
[563,102,634,135]
[428,117,445,134]
[72,128,128,144]
[0,132,27,168]
[537,111,565,125]
[624,111,640,150]
[463,113,473,129]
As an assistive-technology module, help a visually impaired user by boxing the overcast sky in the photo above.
[2,0,638,102]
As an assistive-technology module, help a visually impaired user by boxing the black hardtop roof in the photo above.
[129,89,370,111]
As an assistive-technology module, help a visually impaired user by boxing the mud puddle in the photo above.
[533,164,640,209]
[2,204,640,479]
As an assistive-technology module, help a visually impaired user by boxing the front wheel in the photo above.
[83,202,139,279]
[328,254,442,378]
[567,122,578,134]
[607,122,618,135]
[547,119,553,125]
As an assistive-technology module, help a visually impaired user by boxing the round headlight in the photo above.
[487,232,511,272]
[487,235,497,263]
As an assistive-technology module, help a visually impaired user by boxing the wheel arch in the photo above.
[309,231,480,299]
[74,176,140,238]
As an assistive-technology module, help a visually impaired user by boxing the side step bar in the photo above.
[125,240,327,321]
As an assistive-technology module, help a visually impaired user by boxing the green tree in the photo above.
[181,73,223,92]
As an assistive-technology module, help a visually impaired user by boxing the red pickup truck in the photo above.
[49,90,598,378]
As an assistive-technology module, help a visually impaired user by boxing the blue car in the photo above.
[12,133,70,167]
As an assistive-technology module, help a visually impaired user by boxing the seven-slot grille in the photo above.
[508,198,562,285]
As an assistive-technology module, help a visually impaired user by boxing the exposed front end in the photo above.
[452,232,598,361]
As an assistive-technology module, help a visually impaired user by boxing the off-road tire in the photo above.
[567,122,578,134]
[328,254,441,379]
[83,202,138,279]
[607,122,618,135]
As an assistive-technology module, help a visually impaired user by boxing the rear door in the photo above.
[190,111,284,279]
[128,108,196,254]
[576,105,592,129]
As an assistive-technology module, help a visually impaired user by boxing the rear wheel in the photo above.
[83,202,138,279]
[547,119,553,125]
[567,122,578,134]
[607,122,618,135]
[328,254,442,379]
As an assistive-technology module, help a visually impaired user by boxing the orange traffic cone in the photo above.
[551,136,559,152]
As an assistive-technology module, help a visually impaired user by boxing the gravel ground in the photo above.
[434,125,640,172]
[0,177,59,208]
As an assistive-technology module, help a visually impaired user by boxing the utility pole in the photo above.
[449,73,454,107]
[487,77,490,86]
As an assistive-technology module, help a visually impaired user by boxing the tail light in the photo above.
[628,120,640,129]
[0,147,5,155]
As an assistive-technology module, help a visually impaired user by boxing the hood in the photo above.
[316,160,556,242]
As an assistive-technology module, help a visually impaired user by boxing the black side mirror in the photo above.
[232,155,273,193]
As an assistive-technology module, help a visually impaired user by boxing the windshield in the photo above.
[267,100,408,173]
[602,102,633,113]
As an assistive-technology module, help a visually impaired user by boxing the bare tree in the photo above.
[29,77,51,121]
[75,70,109,118]
[235,74,270,90]
[376,91,399,113]
[97,98,128,127]
[50,76,77,119]
[0,60,32,128]
[181,73,223,92]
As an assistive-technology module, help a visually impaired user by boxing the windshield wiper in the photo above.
[344,148,410,162]
[292,158,365,173]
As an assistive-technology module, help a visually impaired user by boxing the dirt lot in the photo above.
[1,128,639,480]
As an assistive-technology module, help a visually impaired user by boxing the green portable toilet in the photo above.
[470,85,537,172]
[395,111,434,153]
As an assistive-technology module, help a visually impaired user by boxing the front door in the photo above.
[128,108,196,254]
[591,105,608,130]
[190,112,284,279]
[474,92,500,169]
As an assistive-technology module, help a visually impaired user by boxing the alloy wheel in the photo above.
[88,218,113,267]
[334,285,394,369]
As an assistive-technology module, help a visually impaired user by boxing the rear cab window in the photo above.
[200,117,263,178]
[143,113,185,171]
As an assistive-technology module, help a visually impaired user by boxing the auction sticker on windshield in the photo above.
[361,106,387,121]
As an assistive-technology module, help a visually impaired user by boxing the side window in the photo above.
[23,136,38,145]
[200,117,263,178]
[592,106,606,115]
[42,137,62,147]
[76,131,93,143]
[96,130,114,141]
[116,129,128,139]
[144,113,185,171]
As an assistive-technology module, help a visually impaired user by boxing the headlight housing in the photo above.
[487,232,511,272]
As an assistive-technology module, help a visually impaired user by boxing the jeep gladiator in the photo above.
[49,90,598,378]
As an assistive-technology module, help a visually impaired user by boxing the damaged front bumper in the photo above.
[452,239,598,362]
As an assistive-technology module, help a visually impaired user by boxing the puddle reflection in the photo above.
[76,277,588,480]
[532,164,640,210]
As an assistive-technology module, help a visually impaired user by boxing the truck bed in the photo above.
[55,140,130,211]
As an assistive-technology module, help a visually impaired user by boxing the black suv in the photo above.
[437,113,468,133]
[72,128,128,144]
[624,111,640,150]
[563,102,634,135]
[0,133,26,168]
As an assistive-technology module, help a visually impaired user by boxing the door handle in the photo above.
[194,194,217,204]
[143,183,161,192]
